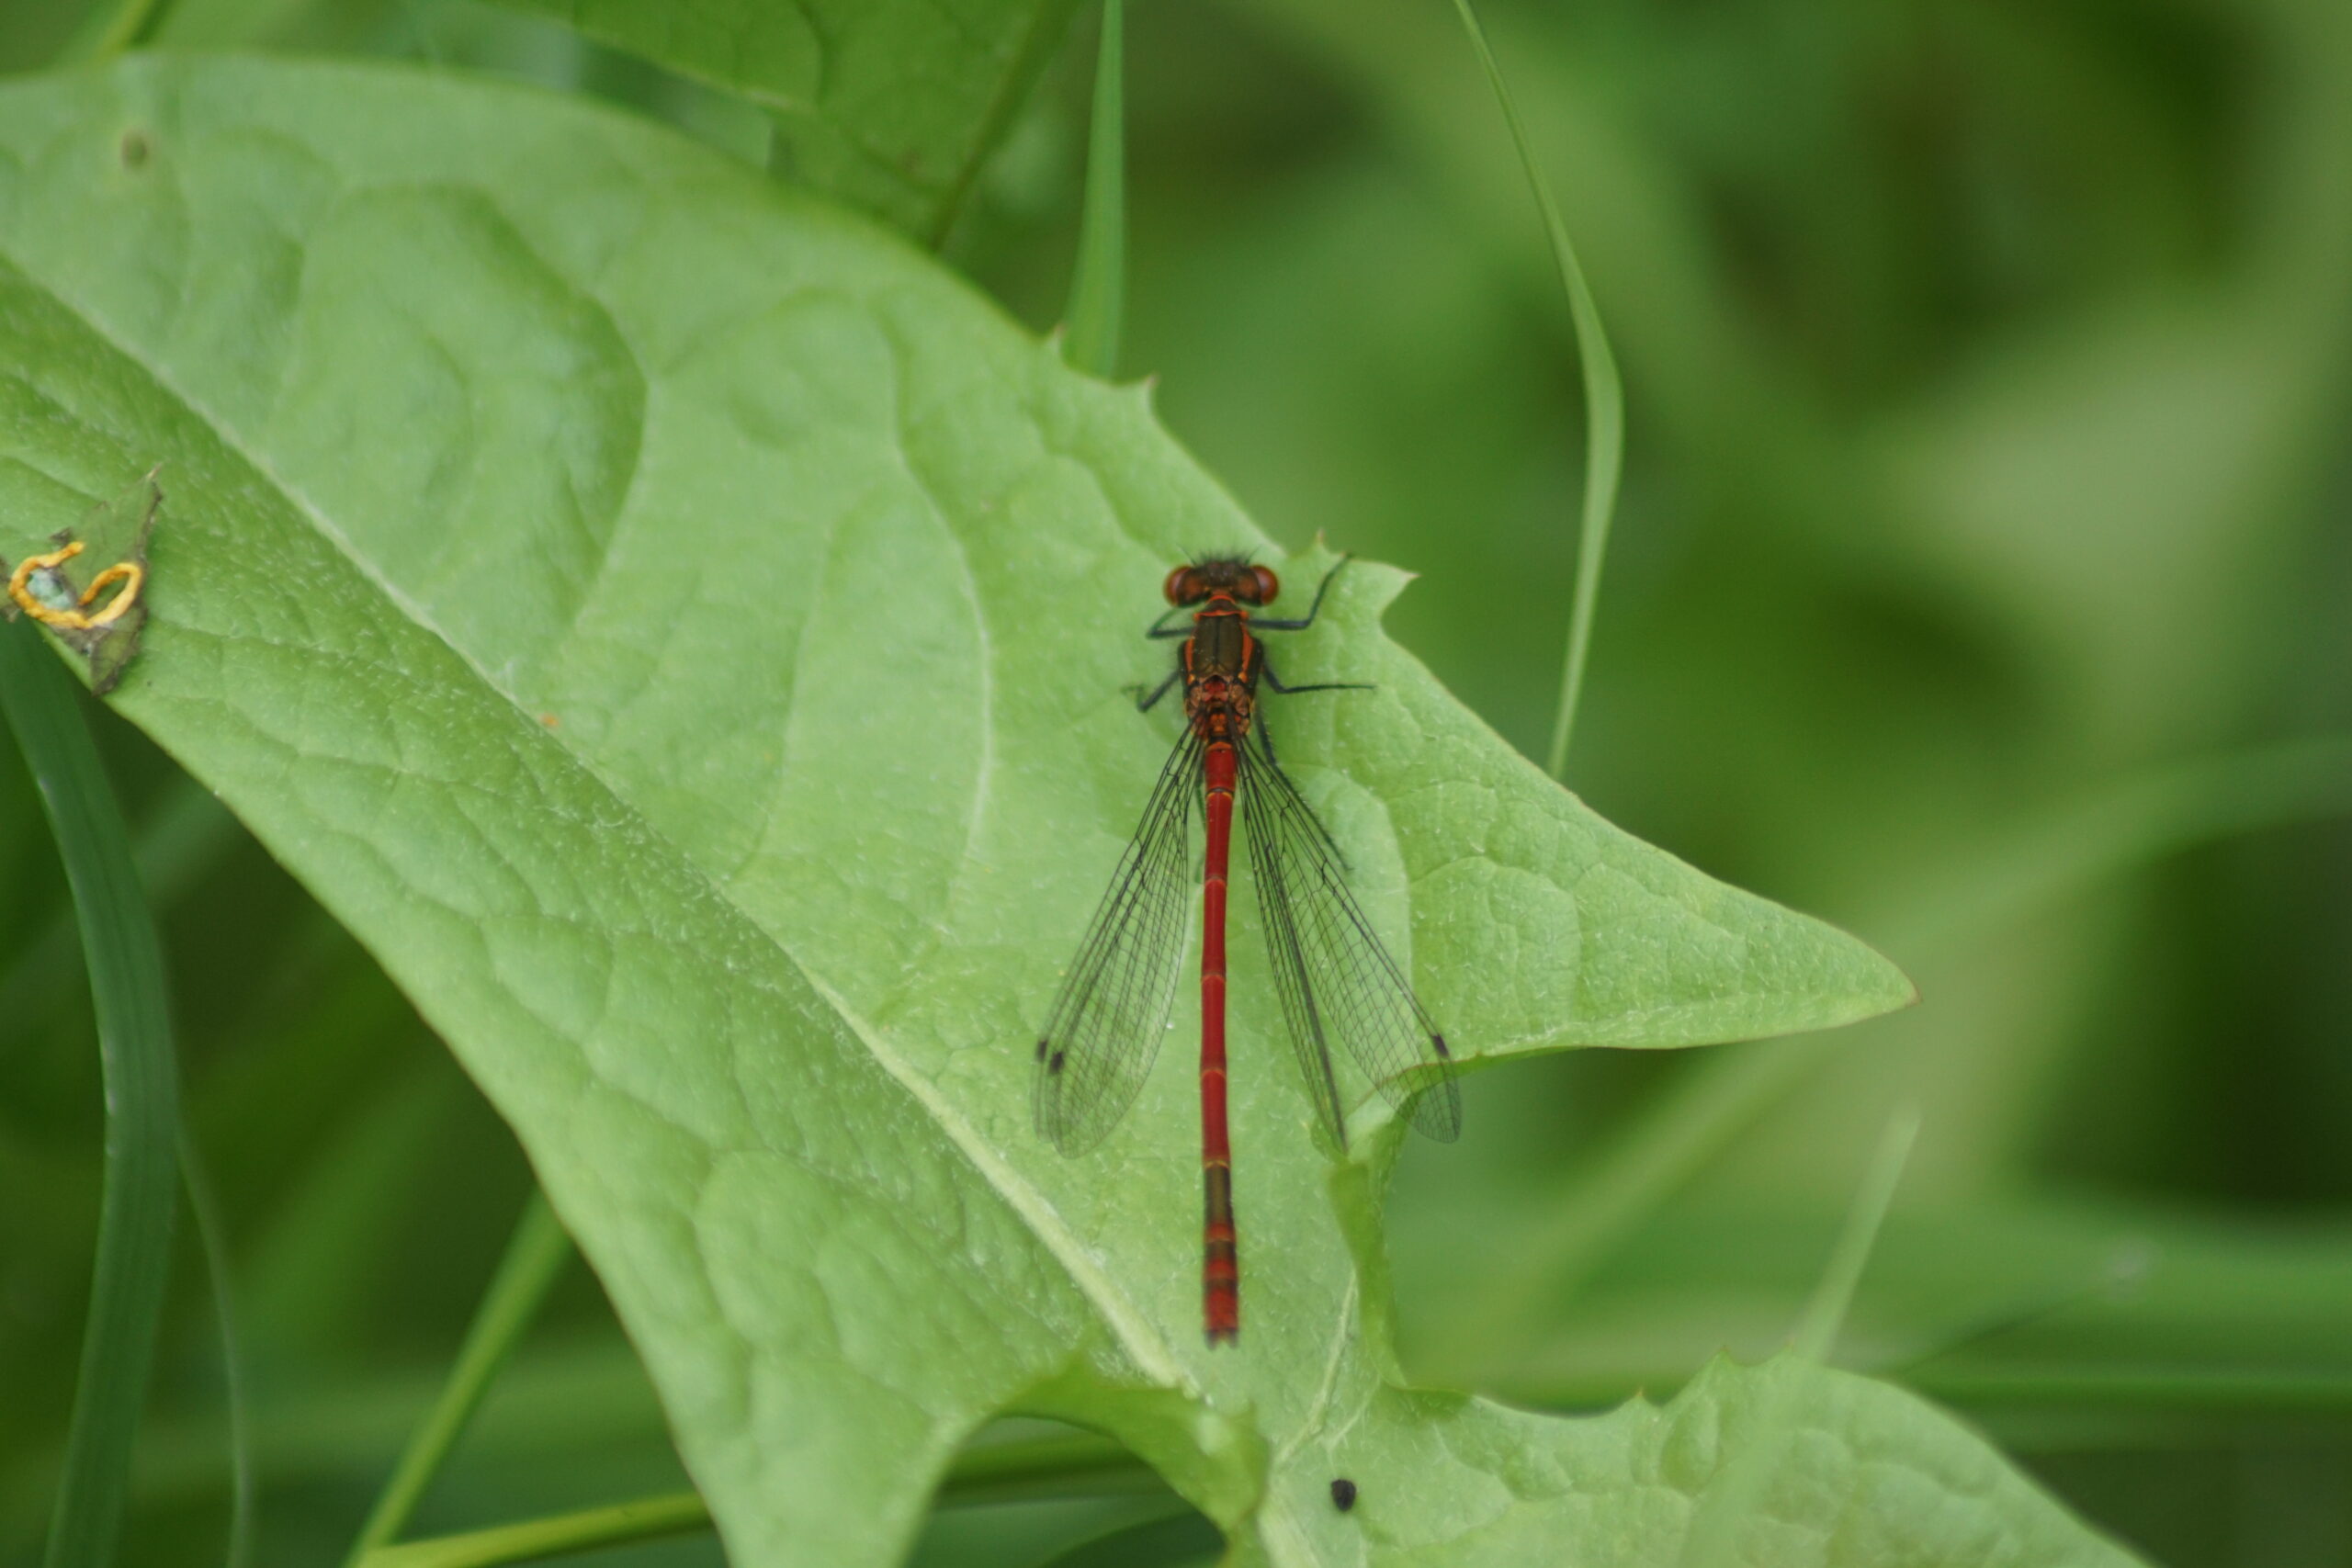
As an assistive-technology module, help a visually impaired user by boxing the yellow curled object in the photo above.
[6,541,145,632]
[78,561,146,628]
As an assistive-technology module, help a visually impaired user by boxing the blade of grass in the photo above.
[1864,1239,2155,1379]
[1791,1107,1919,1360]
[361,1491,709,1568]
[1898,735,2352,945]
[1679,1109,1918,1568]
[922,0,1095,250]
[1452,1033,1842,1352]
[343,1190,573,1565]
[182,1131,254,1568]
[1900,1368,2352,1416]
[0,620,183,1568]
[1444,0,1624,778]
[54,0,175,62]
[353,1432,1159,1568]
[4,1341,659,1520]
[1061,0,1126,378]
[1035,1509,1221,1568]
[934,1431,1159,1506]
[1454,736,2352,1361]
[0,775,239,1055]
[1505,1360,2352,1429]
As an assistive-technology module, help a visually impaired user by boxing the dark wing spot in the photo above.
[1035,1038,1048,1061]
[1048,1049,1067,1075]
[1431,1033,1452,1059]
[1329,1477,1357,1511]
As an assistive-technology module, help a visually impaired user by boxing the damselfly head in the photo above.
[1165,557,1279,608]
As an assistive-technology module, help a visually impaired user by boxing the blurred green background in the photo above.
[6,0,2351,1564]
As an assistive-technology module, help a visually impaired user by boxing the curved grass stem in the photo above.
[56,0,175,62]
[1062,0,1126,378]
[1792,1108,1920,1362]
[361,1491,708,1568]
[350,1432,1156,1568]
[343,1190,572,1565]
[1679,1111,1917,1568]
[182,1131,254,1568]
[1444,0,1624,779]
[0,620,182,1568]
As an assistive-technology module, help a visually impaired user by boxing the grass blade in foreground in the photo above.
[345,1192,572,1564]
[0,56,2123,1567]
[360,1493,710,1568]
[180,1134,254,1568]
[1061,0,1125,378]
[1447,0,1625,778]
[0,621,180,1568]
[1679,1111,1921,1568]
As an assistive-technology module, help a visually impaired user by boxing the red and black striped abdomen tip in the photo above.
[1204,1163,1239,1344]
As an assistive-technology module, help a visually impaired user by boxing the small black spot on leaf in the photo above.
[1329,1477,1357,1511]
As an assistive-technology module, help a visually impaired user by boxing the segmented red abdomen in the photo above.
[1201,736,1240,1343]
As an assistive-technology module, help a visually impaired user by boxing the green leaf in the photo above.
[479,0,1086,243]
[0,56,2114,1568]
[1332,1357,2131,1567]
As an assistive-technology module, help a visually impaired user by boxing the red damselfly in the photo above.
[1035,556,1461,1344]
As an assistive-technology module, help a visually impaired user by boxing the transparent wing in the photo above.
[1034,731,1201,1155]
[1238,726,1461,1148]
